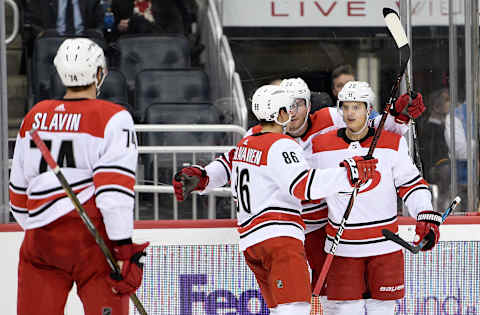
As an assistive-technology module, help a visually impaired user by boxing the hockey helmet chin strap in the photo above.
[274,107,292,134]
[350,112,370,135]
[95,67,107,96]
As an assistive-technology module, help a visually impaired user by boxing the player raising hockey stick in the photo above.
[173,77,426,295]
[9,38,148,315]
[229,84,377,315]
[309,81,440,315]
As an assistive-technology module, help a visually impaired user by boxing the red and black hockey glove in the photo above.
[390,92,426,124]
[340,156,378,187]
[172,165,209,202]
[414,210,442,251]
[107,240,150,295]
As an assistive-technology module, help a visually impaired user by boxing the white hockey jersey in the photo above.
[232,132,353,251]
[9,98,138,240]
[310,128,433,257]
[205,108,408,234]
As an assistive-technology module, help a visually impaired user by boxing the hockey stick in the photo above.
[404,63,424,176]
[385,8,423,174]
[312,7,411,296]
[382,196,461,254]
[29,129,148,315]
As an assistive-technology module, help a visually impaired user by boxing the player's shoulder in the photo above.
[21,98,131,137]
[246,124,262,136]
[311,128,346,153]
[89,99,128,118]
[375,130,402,151]
[239,132,296,151]
[303,107,335,139]
[310,107,335,129]
[234,133,296,166]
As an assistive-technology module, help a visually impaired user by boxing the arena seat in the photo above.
[134,69,209,122]
[49,69,133,116]
[97,70,129,106]
[141,103,220,182]
[117,35,191,90]
[49,69,129,105]
[31,36,106,106]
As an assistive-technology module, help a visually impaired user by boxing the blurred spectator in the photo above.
[109,0,202,64]
[269,78,282,85]
[331,64,355,101]
[21,0,104,72]
[22,0,104,38]
[111,0,197,37]
[310,91,333,112]
[445,100,470,207]
[417,88,468,209]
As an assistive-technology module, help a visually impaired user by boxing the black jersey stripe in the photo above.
[239,221,304,239]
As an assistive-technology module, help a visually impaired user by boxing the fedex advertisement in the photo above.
[136,241,480,314]
[1,222,479,314]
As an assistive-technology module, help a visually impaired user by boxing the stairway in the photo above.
[5,2,27,139]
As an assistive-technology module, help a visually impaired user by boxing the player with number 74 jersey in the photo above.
[9,38,146,315]
[230,84,378,315]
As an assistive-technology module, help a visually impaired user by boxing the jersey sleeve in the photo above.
[269,139,351,201]
[325,107,346,129]
[9,131,28,229]
[202,127,256,193]
[374,114,409,135]
[93,110,137,240]
[393,137,433,216]
[202,148,234,192]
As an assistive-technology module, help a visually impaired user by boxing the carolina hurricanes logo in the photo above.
[358,170,381,194]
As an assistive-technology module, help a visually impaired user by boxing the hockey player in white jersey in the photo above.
[229,84,378,315]
[9,38,148,315]
[172,77,426,294]
[310,81,441,315]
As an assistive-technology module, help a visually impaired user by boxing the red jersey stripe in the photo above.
[301,208,328,220]
[397,179,429,198]
[9,189,27,209]
[93,172,135,191]
[238,212,305,234]
[326,221,398,241]
[26,186,90,211]
[292,173,309,200]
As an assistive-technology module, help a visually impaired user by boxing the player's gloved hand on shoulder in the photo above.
[389,92,425,124]
[414,210,442,251]
[172,165,209,202]
[107,240,150,295]
[340,156,378,186]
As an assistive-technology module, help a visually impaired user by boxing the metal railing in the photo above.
[5,0,19,45]
[200,0,248,129]
[134,124,246,220]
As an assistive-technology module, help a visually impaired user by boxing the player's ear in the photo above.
[278,108,288,121]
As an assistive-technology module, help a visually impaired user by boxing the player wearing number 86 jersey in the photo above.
[231,85,378,315]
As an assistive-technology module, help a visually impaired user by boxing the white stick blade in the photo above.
[383,8,408,48]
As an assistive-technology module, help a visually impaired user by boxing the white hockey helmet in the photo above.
[337,81,375,116]
[54,38,107,90]
[280,77,311,109]
[251,85,295,126]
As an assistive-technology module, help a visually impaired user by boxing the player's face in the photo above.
[341,101,367,132]
[287,98,308,131]
[333,74,355,97]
